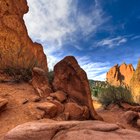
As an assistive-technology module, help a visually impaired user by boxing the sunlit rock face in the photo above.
[130,60,140,103]
[106,63,135,87]
[0,0,48,71]
[53,56,102,120]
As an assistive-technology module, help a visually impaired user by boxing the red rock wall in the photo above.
[0,0,48,71]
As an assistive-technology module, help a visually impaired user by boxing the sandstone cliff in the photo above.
[106,63,135,87]
[130,60,140,103]
[0,0,48,71]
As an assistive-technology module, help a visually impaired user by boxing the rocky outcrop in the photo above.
[106,63,135,87]
[30,56,102,121]
[53,56,102,120]
[4,120,140,140]
[0,97,8,113]
[130,60,140,103]
[0,0,47,71]
[31,67,52,97]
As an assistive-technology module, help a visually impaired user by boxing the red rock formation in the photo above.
[130,60,140,103]
[106,63,135,87]
[53,56,102,120]
[0,0,48,71]
[31,67,52,97]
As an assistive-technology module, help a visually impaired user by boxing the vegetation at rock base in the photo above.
[48,70,54,84]
[89,80,109,97]
[97,86,134,106]
[2,68,32,83]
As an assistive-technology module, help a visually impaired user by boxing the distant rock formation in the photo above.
[130,60,140,103]
[0,0,48,71]
[106,63,135,87]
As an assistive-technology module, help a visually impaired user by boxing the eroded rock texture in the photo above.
[53,56,101,120]
[31,67,52,97]
[106,63,135,87]
[130,60,140,103]
[4,120,140,140]
[0,0,48,71]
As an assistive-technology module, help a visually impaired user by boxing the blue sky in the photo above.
[24,0,140,81]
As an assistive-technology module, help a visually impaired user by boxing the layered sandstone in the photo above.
[106,63,135,87]
[130,60,140,103]
[0,0,47,71]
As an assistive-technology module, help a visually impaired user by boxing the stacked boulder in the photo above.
[31,56,102,121]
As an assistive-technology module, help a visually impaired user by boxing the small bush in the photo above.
[3,68,32,82]
[98,86,134,106]
[48,70,54,84]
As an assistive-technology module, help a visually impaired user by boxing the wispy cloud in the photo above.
[24,0,108,50]
[96,36,127,48]
[77,56,110,81]
[131,35,140,40]
[24,0,110,80]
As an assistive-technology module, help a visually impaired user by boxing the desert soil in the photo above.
[0,83,139,139]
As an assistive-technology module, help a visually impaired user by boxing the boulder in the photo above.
[4,120,140,140]
[130,60,140,103]
[106,63,135,87]
[64,102,89,120]
[136,119,140,128]
[0,98,8,112]
[0,0,47,71]
[31,67,52,97]
[120,111,139,124]
[50,91,67,103]
[36,102,57,118]
[53,56,102,120]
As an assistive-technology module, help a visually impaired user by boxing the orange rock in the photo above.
[31,67,52,97]
[106,63,135,87]
[0,0,47,71]
[0,97,8,113]
[53,56,102,120]
[64,102,89,120]
[130,60,140,103]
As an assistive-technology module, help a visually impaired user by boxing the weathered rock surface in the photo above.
[0,0,47,71]
[0,97,8,112]
[31,67,52,97]
[120,111,139,124]
[130,60,140,103]
[4,120,140,140]
[106,63,135,87]
[53,56,102,120]
[64,102,89,120]
[36,102,58,118]
[50,91,67,103]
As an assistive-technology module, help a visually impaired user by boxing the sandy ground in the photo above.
[0,82,40,139]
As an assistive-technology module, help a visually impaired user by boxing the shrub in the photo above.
[98,86,134,106]
[3,67,32,82]
[48,70,54,84]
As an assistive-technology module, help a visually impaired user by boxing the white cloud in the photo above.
[77,56,110,81]
[97,36,127,48]
[24,0,108,50]
[24,0,110,80]
[131,35,140,40]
